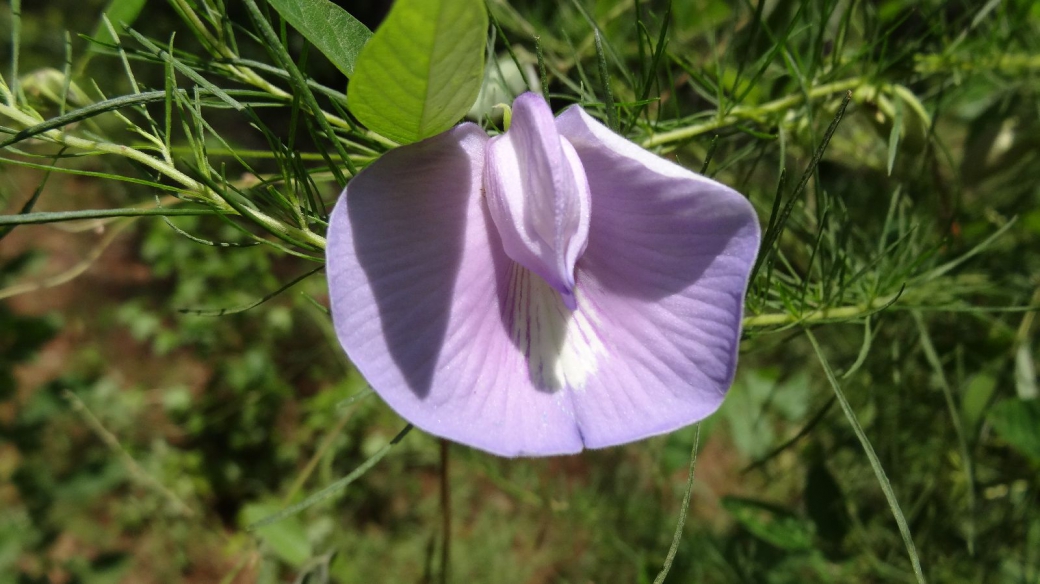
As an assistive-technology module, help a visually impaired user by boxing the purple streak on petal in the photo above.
[326,123,584,457]
[554,105,762,449]
[484,92,591,310]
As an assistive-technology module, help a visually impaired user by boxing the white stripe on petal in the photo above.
[506,263,605,391]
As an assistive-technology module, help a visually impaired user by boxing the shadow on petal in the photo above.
[554,105,760,304]
[347,132,477,399]
[578,149,756,302]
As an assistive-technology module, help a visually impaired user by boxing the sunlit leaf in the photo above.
[348,0,487,144]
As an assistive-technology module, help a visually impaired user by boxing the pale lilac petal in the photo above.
[326,123,584,457]
[329,97,760,456]
[553,105,762,448]
[484,92,591,310]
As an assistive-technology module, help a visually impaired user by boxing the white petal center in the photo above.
[505,263,605,391]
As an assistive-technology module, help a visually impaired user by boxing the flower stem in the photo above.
[439,439,451,584]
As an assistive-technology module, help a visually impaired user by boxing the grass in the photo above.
[0,0,1039,582]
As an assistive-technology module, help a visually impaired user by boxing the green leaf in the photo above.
[961,373,997,435]
[348,0,488,144]
[0,208,221,227]
[989,399,1040,464]
[240,502,313,567]
[722,497,815,552]
[93,0,147,46]
[266,0,371,78]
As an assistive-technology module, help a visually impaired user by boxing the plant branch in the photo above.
[641,77,864,148]
[744,290,902,328]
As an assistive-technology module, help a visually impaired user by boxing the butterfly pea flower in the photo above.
[327,93,760,457]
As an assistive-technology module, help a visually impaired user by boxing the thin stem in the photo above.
[0,219,132,301]
[915,53,1040,75]
[653,424,700,584]
[439,439,452,584]
[168,0,290,96]
[169,0,224,55]
[283,405,358,505]
[0,102,327,249]
[248,425,413,530]
[912,311,976,556]
[64,389,195,517]
[0,70,12,105]
[9,0,20,101]
[0,102,206,195]
[171,0,393,151]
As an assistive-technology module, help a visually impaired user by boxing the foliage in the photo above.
[348,0,488,143]
[0,0,1038,582]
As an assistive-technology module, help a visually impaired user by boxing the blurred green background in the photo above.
[1,0,1039,582]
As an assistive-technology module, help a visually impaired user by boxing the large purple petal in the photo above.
[554,105,762,448]
[484,92,591,310]
[326,123,584,457]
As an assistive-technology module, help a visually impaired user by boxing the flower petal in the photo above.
[484,92,591,310]
[326,123,584,457]
[555,106,762,448]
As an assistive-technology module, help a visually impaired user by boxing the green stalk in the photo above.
[641,77,864,148]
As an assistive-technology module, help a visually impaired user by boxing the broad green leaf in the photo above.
[93,0,147,46]
[989,399,1040,464]
[348,0,488,144]
[267,0,371,78]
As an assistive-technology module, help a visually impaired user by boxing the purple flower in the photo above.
[326,93,760,457]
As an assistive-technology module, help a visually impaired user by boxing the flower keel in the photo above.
[484,92,591,310]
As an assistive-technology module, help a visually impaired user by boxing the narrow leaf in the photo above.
[266,0,371,78]
[806,330,927,583]
[248,424,413,529]
[0,208,221,226]
[348,0,488,144]
[594,30,618,132]
[178,264,323,316]
[0,90,166,148]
